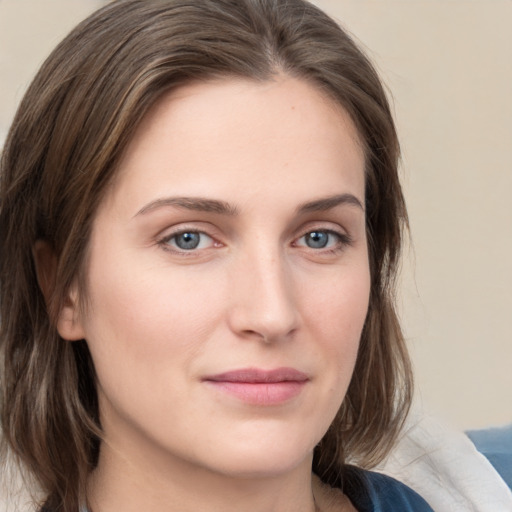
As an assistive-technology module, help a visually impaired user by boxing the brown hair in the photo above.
[0,0,411,509]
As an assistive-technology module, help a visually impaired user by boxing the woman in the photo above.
[0,1,433,510]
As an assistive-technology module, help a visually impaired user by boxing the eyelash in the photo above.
[294,229,353,254]
[157,227,353,256]
[158,228,219,255]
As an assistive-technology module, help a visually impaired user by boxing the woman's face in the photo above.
[62,76,370,478]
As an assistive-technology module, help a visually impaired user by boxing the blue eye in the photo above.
[166,231,213,251]
[174,232,201,250]
[304,231,330,249]
[297,230,347,250]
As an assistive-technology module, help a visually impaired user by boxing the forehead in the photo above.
[103,75,365,216]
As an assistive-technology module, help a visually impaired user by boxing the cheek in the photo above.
[305,263,370,338]
[84,246,224,347]
[79,256,228,421]
[294,262,370,441]
[302,262,370,380]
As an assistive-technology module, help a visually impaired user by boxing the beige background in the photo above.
[0,0,511,430]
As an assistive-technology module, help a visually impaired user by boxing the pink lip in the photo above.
[203,367,309,406]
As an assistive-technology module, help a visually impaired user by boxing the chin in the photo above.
[192,424,319,479]
[209,450,312,480]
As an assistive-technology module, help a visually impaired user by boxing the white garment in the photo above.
[378,412,512,512]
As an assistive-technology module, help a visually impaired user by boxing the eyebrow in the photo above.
[297,193,364,214]
[135,193,364,218]
[135,197,239,217]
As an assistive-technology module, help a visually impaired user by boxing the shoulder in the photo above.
[343,466,434,512]
[467,424,512,490]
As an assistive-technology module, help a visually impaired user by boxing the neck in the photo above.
[87,441,319,512]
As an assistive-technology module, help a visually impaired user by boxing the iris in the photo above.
[305,231,330,249]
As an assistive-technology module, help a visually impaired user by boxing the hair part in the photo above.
[0,0,411,509]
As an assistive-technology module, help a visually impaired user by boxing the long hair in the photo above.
[0,0,411,509]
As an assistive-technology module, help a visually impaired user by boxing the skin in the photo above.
[56,75,367,512]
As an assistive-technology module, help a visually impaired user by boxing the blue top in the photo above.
[467,424,512,490]
[342,466,434,512]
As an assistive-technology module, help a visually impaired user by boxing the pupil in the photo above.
[307,231,328,248]
[176,232,200,250]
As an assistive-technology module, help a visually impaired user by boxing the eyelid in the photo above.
[292,224,354,253]
[157,224,222,255]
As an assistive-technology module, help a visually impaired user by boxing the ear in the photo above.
[33,240,86,341]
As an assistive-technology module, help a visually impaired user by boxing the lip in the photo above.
[202,367,309,406]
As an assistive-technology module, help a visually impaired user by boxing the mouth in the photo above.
[202,367,309,405]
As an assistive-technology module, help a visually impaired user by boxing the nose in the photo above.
[227,248,299,343]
